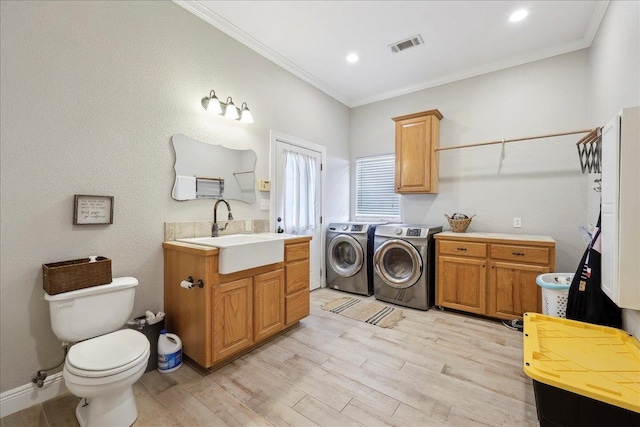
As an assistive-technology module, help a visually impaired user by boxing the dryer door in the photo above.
[374,239,423,289]
[327,234,364,278]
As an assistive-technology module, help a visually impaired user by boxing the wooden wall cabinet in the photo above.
[435,232,555,321]
[163,237,311,369]
[392,109,443,194]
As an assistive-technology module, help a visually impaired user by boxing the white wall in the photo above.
[351,50,592,273]
[587,0,640,336]
[0,1,350,393]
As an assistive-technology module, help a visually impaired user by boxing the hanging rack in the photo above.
[576,128,601,173]
[435,127,601,173]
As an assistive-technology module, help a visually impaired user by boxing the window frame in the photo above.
[354,154,401,222]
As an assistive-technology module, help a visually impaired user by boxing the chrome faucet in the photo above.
[212,199,233,237]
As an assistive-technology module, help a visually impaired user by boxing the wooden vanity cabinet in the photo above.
[392,109,443,194]
[213,277,253,361]
[163,237,311,369]
[435,233,555,321]
[284,241,310,325]
[253,269,285,342]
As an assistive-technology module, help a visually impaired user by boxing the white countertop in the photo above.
[436,231,555,243]
[255,232,312,241]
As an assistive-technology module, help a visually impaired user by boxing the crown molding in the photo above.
[175,0,610,109]
[173,0,352,107]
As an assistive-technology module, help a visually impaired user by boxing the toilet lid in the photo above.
[67,329,149,373]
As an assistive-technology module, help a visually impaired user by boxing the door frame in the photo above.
[269,130,326,289]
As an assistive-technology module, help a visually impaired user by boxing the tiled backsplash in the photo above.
[164,219,270,241]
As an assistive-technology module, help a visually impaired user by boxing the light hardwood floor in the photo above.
[1,288,538,427]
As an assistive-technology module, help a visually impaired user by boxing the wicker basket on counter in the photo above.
[43,257,112,295]
[445,214,475,233]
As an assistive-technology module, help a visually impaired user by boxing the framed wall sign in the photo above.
[73,195,114,225]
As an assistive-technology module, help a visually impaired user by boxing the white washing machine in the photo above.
[373,224,442,310]
[326,222,383,296]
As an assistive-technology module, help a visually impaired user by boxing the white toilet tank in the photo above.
[44,277,139,342]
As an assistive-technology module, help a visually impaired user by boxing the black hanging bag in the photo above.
[566,212,622,328]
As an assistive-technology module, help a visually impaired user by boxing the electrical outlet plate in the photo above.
[245,220,252,232]
[258,179,271,192]
[514,217,522,228]
[260,199,270,210]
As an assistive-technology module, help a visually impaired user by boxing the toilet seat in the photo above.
[66,329,149,378]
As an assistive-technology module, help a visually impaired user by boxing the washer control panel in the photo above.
[406,228,422,237]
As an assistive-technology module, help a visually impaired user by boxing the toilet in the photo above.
[44,277,150,427]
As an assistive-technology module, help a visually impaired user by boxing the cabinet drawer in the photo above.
[286,288,310,325]
[286,260,309,293]
[285,243,309,262]
[439,240,487,258]
[490,244,549,264]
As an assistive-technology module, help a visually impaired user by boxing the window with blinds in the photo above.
[355,154,401,220]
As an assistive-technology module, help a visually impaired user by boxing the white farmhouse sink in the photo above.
[176,234,284,274]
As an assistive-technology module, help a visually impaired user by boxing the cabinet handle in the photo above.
[512,252,525,256]
[456,247,467,251]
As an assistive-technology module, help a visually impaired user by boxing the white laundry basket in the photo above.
[536,273,573,318]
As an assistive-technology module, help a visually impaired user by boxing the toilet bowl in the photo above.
[44,277,149,427]
[63,329,150,427]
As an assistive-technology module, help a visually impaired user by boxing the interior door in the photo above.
[600,114,620,301]
[271,132,324,290]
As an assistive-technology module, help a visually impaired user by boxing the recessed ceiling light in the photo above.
[346,53,359,63]
[509,9,529,23]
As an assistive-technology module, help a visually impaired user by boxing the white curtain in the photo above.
[283,149,317,233]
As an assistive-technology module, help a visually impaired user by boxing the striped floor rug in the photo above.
[321,296,404,328]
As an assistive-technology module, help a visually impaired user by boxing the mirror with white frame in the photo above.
[171,133,256,203]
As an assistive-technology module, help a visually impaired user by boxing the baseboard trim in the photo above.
[0,372,68,418]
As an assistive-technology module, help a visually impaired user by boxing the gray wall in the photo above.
[1,0,638,397]
[0,1,350,393]
[587,0,640,337]
[351,50,592,275]
[350,0,640,335]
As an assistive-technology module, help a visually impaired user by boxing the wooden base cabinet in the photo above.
[213,277,253,361]
[489,262,547,319]
[437,256,486,315]
[253,269,285,342]
[163,237,311,369]
[284,241,310,325]
[435,232,555,321]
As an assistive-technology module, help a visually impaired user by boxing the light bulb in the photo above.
[240,103,253,123]
[224,97,239,120]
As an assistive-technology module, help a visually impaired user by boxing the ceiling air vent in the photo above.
[389,34,424,53]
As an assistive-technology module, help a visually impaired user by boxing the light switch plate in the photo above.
[260,199,270,210]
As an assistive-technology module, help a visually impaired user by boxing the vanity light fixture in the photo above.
[201,90,222,115]
[201,90,253,124]
[239,102,253,123]
[223,97,239,120]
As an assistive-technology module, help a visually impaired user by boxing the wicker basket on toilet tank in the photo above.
[43,256,112,295]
